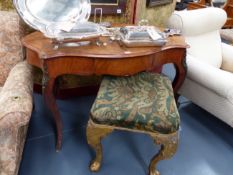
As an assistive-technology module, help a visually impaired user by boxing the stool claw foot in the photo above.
[86,120,113,172]
[149,132,179,175]
[90,161,101,172]
[149,170,160,175]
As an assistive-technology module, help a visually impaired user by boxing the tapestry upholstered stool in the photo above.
[86,72,180,175]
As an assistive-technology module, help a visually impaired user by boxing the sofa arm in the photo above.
[186,54,233,101]
[221,43,233,73]
[0,61,33,123]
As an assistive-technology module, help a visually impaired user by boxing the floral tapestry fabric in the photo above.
[91,72,180,134]
[0,61,33,175]
[0,116,28,175]
[0,44,33,175]
[0,61,33,121]
[0,11,24,86]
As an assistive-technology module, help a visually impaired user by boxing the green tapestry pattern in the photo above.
[91,72,180,134]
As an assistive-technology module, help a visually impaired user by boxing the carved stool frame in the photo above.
[86,118,179,175]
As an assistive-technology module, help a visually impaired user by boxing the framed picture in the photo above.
[146,0,173,7]
[90,0,127,15]
[91,0,119,5]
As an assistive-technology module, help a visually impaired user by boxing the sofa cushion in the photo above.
[221,43,233,73]
[185,54,233,102]
[91,72,180,134]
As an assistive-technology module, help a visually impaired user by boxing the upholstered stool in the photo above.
[86,72,180,175]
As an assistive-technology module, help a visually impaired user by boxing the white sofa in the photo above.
[168,7,233,127]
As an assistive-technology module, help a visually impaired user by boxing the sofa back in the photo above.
[0,11,24,85]
[168,7,227,68]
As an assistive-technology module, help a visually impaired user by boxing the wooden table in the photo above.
[22,31,188,151]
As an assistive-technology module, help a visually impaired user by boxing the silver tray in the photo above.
[119,26,167,47]
[120,38,167,47]
[45,21,105,41]
[13,0,92,38]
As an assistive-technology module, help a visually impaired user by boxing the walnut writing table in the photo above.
[22,31,188,151]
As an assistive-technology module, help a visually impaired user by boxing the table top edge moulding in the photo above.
[22,31,188,59]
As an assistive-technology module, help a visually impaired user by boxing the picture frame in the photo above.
[90,0,127,15]
[146,0,173,7]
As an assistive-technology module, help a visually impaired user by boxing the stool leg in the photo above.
[149,133,179,175]
[86,121,113,172]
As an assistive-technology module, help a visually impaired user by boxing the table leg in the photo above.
[152,48,187,94]
[172,50,187,93]
[172,49,187,104]
[43,75,63,151]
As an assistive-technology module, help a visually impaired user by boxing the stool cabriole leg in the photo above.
[149,132,179,175]
[86,120,113,172]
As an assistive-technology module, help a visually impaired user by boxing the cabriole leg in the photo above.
[149,133,179,175]
[86,120,113,172]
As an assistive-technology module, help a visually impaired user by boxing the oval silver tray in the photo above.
[13,0,91,36]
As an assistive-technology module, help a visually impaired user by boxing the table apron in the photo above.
[27,48,186,78]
